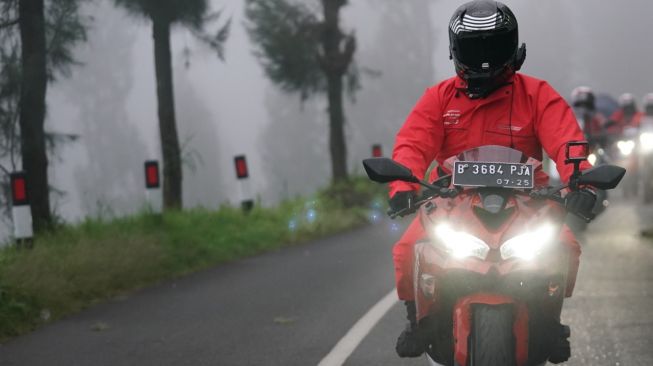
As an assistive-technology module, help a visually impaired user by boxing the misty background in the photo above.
[30,0,653,232]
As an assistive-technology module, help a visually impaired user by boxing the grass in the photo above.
[0,177,386,341]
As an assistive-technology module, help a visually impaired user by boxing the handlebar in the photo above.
[387,186,461,219]
[387,183,595,223]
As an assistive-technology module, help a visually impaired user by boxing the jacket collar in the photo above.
[455,74,517,105]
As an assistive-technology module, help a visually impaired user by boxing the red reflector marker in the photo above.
[10,172,28,206]
[235,155,249,179]
[372,144,383,158]
[144,161,160,189]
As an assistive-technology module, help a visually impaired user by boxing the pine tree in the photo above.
[245,0,358,183]
[1,0,88,232]
[113,0,230,209]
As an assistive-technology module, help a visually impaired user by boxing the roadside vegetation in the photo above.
[0,177,386,341]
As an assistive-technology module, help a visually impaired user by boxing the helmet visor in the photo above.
[456,30,517,71]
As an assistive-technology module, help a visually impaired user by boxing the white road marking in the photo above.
[317,290,398,366]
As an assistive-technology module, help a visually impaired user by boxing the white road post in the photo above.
[11,172,33,248]
[234,155,254,212]
[144,160,162,214]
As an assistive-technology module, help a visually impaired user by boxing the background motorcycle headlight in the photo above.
[640,132,653,153]
[500,224,556,260]
[617,140,635,156]
[433,224,490,260]
[588,153,597,166]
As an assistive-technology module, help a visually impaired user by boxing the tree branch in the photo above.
[0,18,19,29]
[0,162,11,177]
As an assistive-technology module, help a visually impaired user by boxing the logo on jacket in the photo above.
[443,110,461,126]
[498,124,523,132]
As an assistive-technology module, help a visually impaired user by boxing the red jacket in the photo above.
[577,111,607,138]
[609,109,643,134]
[390,73,591,197]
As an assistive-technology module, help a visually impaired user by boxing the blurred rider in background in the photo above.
[571,86,607,150]
[608,93,643,135]
[608,93,642,196]
[639,94,653,202]
[643,94,653,121]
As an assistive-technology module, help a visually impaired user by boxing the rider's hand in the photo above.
[389,191,418,214]
[565,188,597,219]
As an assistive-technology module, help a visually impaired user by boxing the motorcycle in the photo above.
[363,143,625,366]
[638,116,653,202]
[615,127,640,198]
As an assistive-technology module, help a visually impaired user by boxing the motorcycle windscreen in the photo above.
[443,145,542,172]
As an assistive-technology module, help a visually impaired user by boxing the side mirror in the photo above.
[578,165,626,190]
[362,158,419,184]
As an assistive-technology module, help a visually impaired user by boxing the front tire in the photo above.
[469,305,516,366]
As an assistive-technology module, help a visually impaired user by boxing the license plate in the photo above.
[453,162,534,189]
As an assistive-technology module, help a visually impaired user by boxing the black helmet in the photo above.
[619,93,638,115]
[449,1,526,99]
[571,86,596,110]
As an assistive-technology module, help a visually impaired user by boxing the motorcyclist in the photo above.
[571,86,607,148]
[607,94,642,196]
[639,94,653,201]
[389,0,595,358]
[645,94,653,117]
[608,93,643,135]
[639,94,653,144]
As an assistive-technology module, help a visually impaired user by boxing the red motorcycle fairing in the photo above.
[453,294,529,366]
[414,191,569,315]
[413,240,568,321]
[420,190,566,254]
[413,186,570,365]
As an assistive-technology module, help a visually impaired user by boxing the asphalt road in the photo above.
[1,202,652,366]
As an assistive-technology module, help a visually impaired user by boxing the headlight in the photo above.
[433,224,490,260]
[617,140,635,156]
[500,224,557,260]
[588,153,597,166]
[640,132,653,153]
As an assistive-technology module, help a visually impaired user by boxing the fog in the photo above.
[33,0,653,229]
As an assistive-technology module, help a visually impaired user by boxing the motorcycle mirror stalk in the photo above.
[362,158,442,191]
[563,140,626,191]
[565,141,590,191]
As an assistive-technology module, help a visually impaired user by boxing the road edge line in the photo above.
[317,289,398,366]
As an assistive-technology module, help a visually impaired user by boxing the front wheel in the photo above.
[469,305,516,366]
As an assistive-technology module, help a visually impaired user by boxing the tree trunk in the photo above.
[326,73,348,182]
[19,0,51,232]
[152,18,182,210]
[322,0,349,183]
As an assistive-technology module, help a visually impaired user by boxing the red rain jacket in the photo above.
[609,109,643,134]
[581,112,607,138]
[390,73,591,197]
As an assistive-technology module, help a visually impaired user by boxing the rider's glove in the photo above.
[389,191,418,215]
[565,188,597,220]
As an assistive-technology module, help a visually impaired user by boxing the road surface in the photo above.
[1,202,652,365]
